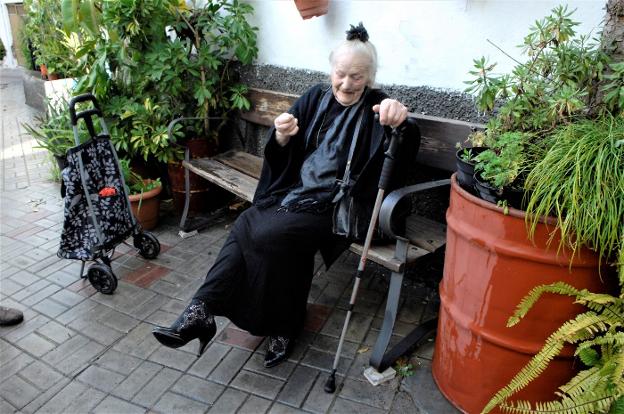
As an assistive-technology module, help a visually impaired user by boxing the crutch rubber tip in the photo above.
[324,373,336,393]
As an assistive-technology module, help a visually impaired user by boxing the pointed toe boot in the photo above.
[152,298,216,357]
[264,336,295,368]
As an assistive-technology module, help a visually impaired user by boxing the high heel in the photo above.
[152,298,216,357]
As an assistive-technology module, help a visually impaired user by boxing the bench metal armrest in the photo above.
[378,179,451,240]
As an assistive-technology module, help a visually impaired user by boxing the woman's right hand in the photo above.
[274,113,299,146]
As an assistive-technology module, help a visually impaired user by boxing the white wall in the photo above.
[1,1,19,68]
[246,0,605,91]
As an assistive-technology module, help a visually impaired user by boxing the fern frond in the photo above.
[508,282,584,327]
[612,395,624,414]
[557,366,601,397]
[499,391,618,414]
[612,345,624,388]
[576,332,624,356]
[483,312,610,413]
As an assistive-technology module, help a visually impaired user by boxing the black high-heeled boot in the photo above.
[152,298,216,357]
[264,335,295,368]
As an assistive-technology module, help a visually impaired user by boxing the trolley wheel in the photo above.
[134,231,161,260]
[87,263,117,294]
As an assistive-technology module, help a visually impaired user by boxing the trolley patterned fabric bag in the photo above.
[57,136,134,261]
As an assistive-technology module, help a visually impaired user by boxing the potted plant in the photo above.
[24,100,88,171]
[23,0,82,80]
[61,0,258,212]
[433,6,624,413]
[119,159,163,231]
[155,0,258,211]
[454,143,488,193]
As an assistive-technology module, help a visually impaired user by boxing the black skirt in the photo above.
[193,205,336,337]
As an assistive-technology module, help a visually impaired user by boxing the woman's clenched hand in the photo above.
[274,113,299,146]
[372,99,408,128]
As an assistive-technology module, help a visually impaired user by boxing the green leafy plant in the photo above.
[164,0,258,143]
[61,0,258,163]
[23,100,88,157]
[0,39,6,60]
[464,5,615,191]
[23,0,83,78]
[394,357,416,378]
[464,6,624,414]
[119,158,161,195]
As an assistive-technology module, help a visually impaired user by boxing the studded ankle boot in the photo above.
[152,298,216,357]
[264,335,295,368]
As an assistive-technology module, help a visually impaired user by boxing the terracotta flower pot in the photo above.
[39,64,48,79]
[294,0,329,19]
[432,174,611,413]
[129,180,162,230]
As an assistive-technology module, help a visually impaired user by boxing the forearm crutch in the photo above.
[324,120,404,393]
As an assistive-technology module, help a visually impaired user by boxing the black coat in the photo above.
[253,84,419,266]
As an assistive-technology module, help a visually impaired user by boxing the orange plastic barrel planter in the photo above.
[432,175,608,414]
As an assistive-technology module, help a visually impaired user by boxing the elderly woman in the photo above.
[152,23,416,368]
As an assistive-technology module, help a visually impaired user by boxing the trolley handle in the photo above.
[69,93,102,127]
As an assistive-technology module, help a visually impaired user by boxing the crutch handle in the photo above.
[377,119,407,190]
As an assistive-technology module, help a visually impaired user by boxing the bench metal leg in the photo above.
[179,149,192,231]
[369,238,438,372]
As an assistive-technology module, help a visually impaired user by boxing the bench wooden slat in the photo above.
[239,88,298,127]
[406,215,447,252]
[193,150,447,267]
[349,242,430,273]
[185,158,257,202]
[411,113,482,172]
[214,151,263,179]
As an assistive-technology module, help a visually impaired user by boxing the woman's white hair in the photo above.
[329,39,378,87]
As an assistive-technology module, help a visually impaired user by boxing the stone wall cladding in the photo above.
[238,64,488,123]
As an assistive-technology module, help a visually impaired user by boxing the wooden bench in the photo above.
[176,88,483,371]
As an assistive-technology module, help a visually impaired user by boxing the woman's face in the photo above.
[330,51,370,106]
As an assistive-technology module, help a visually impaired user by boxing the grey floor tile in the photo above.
[31,298,68,318]
[0,374,40,409]
[96,348,143,375]
[277,365,318,408]
[188,342,231,378]
[35,320,75,344]
[63,386,107,413]
[338,377,398,410]
[172,374,225,405]
[0,397,17,414]
[332,398,386,414]
[302,374,341,414]
[148,346,197,371]
[208,348,251,385]
[230,369,285,400]
[401,358,460,414]
[132,367,181,408]
[238,395,272,414]
[93,395,147,414]
[76,365,126,393]
[269,402,309,414]
[153,391,210,414]
[18,360,65,391]
[208,388,247,413]
[111,361,162,401]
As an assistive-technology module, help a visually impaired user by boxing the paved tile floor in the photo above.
[0,68,458,414]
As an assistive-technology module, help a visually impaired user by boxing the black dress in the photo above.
[193,84,416,337]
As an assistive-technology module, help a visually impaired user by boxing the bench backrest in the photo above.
[239,88,484,172]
